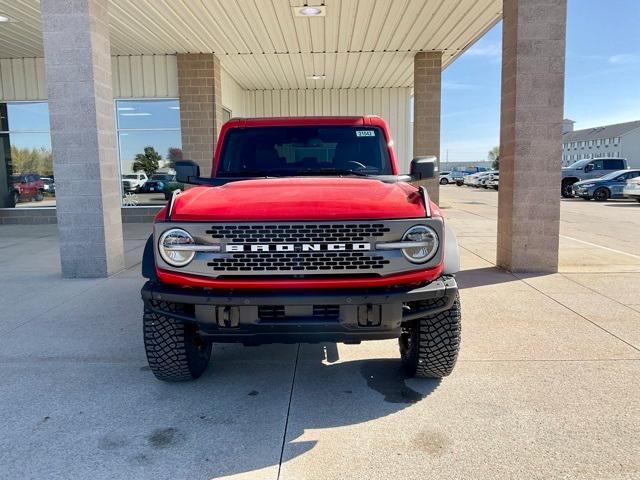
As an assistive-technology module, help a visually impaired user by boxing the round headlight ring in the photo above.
[158,228,195,267]
[401,225,439,264]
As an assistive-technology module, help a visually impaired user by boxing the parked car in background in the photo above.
[138,173,174,194]
[478,171,498,188]
[453,166,489,186]
[122,172,148,192]
[439,171,454,185]
[561,158,628,198]
[487,172,499,190]
[573,169,640,201]
[464,171,495,187]
[41,177,55,195]
[623,175,640,202]
[11,173,44,204]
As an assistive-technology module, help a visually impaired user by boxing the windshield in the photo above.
[599,170,630,181]
[217,126,393,177]
[566,159,588,169]
[122,174,137,179]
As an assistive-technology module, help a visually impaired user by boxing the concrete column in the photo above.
[497,0,566,273]
[177,53,223,176]
[413,51,442,204]
[40,0,124,278]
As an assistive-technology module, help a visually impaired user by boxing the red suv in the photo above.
[141,116,462,382]
[11,173,45,204]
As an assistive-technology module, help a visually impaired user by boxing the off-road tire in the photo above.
[399,292,461,378]
[143,301,212,382]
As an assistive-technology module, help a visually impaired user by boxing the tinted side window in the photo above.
[591,160,604,170]
[604,159,625,170]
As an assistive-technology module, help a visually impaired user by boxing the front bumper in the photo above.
[141,276,458,344]
[573,185,594,198]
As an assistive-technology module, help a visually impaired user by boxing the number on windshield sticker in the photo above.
[356,130,375,137]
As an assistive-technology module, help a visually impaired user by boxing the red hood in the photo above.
[169,177,428,221]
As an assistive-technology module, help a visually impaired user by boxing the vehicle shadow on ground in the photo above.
[173,343,440,479]
[456,266,521,289]
[602,202,640,208]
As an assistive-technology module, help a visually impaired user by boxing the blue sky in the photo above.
[441,0,640,163]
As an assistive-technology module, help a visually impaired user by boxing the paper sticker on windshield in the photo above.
[356,130,376,137]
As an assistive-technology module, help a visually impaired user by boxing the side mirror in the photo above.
[410,156,438,181]
[175,160,200,184]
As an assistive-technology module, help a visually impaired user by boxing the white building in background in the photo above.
[562,119,640,167]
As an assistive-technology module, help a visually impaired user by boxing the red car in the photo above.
[11,173,45,204]
[141,116,462,382]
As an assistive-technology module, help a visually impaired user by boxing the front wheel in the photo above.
[399,292,461,378]
[593,187,610,202]
[143,301,212,382]
[561,180,575,198]
[439,178,449,185]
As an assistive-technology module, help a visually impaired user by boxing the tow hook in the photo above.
[357,304,382,327]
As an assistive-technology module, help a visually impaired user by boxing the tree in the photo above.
[166,147,183,169]
[488,146,499,170]
[132,146,161,176]
[10,146,53,176]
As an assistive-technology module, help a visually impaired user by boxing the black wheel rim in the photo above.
[594,189,608,201]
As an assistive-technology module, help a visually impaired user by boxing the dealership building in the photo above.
[0,0,567,277]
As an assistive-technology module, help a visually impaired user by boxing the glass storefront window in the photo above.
[0,102,55,208]
[116,99,182,207]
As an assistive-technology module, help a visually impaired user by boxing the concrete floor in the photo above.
[0,187,639,480]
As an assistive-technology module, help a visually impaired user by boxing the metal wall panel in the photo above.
[111,54,178,98]
[221,68,246,117]
[245,88,413,172]
[0,57,47,100]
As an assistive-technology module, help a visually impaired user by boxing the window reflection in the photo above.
[0,102,54,208]
[116,99,182,207]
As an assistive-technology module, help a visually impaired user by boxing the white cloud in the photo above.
[608,54,640,65]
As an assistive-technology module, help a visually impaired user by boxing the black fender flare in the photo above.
[142,234,158,281]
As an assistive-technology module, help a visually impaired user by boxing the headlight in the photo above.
[401,225,439,263]
[581,183,595,188]
[158,228,195,267]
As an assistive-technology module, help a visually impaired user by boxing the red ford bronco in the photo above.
[141,116,461,382]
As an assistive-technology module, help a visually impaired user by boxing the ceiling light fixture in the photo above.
[0,14,11,22]
[307,74,326,80]
[294,5,326,17]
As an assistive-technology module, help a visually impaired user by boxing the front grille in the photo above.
[206,223,390,243]
[155,219,444,278]
[207,251,389,272]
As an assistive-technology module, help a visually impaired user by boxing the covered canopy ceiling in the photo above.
[0,0,501,90]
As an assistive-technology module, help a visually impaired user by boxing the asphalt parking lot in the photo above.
[0,187,638,480]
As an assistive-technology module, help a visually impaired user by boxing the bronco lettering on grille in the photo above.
[225,243,371,253]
